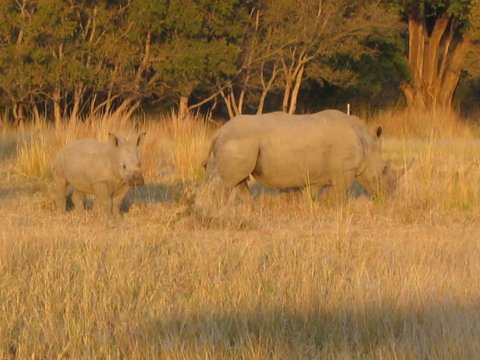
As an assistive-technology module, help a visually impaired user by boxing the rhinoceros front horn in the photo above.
[392,158,415,179]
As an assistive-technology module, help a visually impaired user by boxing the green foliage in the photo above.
[0,0,478,120]
[156,0,246,97]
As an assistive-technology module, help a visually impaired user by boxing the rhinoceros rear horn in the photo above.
[108,133,119,147]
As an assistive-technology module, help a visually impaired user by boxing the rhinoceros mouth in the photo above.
[129,173,145,186]
[130,180,144,187]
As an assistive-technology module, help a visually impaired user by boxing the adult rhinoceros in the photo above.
[203,109,408,201]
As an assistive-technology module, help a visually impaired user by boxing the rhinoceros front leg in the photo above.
[112,184,131,216]
[71,190,86,211]
[93,183,113,214]
[228,179,252,204]
[325,169,355,202]
[303,184,322,201]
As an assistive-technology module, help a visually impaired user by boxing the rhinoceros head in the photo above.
[356,126,411,197]
[109,132,146,186]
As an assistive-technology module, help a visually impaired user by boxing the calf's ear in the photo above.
[108,133,119,147]
[136,132,146,147]
[375,126,383,138]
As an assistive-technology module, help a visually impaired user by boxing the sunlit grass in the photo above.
[12,112,212,183]
[1,110,480,359]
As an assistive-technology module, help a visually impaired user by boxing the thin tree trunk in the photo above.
[112,96,136,119]
[53,85,62,128]
[12,102,24,125]
[237,73,250,115]
[31,103,41,125]
[178,95,189,119]
[281,48,306,113]
[282,76,292,113]
[219,87,236,119]
[288,65,304,114]
[71,83,84,121]
[90,94,98,116]
[124,100,141,119]
[256,62,278,115]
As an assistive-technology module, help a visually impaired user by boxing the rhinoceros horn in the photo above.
[392,158,415,179]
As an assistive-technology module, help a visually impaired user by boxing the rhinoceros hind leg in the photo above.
[72,190,87,211]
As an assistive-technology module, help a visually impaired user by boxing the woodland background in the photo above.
[1,0,480,125]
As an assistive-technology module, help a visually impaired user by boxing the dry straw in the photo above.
[1,109,480,359]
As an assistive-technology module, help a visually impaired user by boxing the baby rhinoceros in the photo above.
[53,132,146,216]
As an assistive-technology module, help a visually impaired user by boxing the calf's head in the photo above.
[109,132,146,186]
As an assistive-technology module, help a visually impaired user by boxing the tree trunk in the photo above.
[288,65,304,114]
[439,33,471,108]
[31,103,41,125]
[281,49,307,113]
[219,86,241,119]
[53,85,62,128]
[12,102,24,125]
[178,95,189,119]
[256,62,278,115]
[71,83,84,121]
[282,76,292,113]
[401,10,472,111]
[220,88,235,119]
[124,100,141,119]
[112,96,136,119]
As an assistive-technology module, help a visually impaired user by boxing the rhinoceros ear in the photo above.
[108,133,119,147]
[136,132,146,147]
[375,126,383,138]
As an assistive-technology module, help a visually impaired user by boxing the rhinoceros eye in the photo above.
[122,163,126,170]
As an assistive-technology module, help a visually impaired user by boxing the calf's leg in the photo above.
[112,184,131,216]
[54,175,68,213]
[93,183,113,214]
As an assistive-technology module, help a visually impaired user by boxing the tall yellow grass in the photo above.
[1,110,480,359]
[372,108,473,139]
[13,112,212,184]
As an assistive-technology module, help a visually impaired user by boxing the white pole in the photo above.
[347,103,350,115]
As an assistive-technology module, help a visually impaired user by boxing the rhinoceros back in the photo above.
[209,110,373,189]
[55,139,117,193]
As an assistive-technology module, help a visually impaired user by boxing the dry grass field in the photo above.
[1,111,480,359]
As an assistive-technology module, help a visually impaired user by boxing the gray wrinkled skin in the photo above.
[53,133,145,215]
[204,110,406,202]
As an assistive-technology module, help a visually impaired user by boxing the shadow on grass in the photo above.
[135,303,479,357]
[122,182,184,213]
[0,137,17,160]
[249,180,370,199]
[0,182,45,200]
[61,182,185,213]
